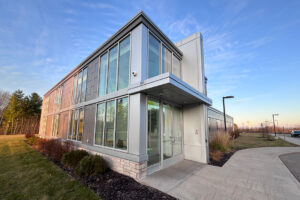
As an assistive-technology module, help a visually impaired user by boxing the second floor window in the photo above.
[99,35,131,96]
[147,32,181,79]
[72,67,88,104]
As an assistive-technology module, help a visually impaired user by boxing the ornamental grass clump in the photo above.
[209,131,231,162]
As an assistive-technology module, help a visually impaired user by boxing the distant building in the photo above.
[39,11,233,179]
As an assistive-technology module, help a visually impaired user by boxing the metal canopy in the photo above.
[128,73,212,106]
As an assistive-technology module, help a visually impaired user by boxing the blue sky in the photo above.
[0,0,299,127]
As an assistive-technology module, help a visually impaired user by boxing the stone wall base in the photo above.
[77,147,147,180]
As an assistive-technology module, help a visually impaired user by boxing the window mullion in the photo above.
[102,102,106,146]
[113,100,117,148]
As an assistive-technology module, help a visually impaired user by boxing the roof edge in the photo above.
[44,11,183,97]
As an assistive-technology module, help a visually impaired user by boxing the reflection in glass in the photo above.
[76,71,82,104]
[116,97,128,150]
[147,99,160,166]
[78,109,84,141]
[173,107,182,155]
[107,45,118,94]
[172,55,181,78]
[148,33,160,78]
[80,68,87,102]
[104,100,115,147]
[99,53,108,96]
[118,36,130,90]
[163,104,172,160]
[95,103,105,145]
[162,45,171,73]
[72,75,77,104]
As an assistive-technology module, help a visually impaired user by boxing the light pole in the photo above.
[223,96,234,132]
[272,114,279,136]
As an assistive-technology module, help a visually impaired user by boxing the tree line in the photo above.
[0,89,42,135]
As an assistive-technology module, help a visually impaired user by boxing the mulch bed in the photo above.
[26,141,176,200]
[209,151,236,167]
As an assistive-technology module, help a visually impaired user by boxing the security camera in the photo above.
[131,71,137,76]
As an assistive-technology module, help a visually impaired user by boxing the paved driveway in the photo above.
[141,147,300,200]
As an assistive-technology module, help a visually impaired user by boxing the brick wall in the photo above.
[48,92,55,114]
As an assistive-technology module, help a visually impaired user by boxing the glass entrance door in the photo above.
[163,104,173,160]
[147,99,161,166]
[147,99,183,168]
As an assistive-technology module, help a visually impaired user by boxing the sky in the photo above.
[0,0,300,128]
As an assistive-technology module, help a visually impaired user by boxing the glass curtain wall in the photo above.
[118,37,130,90]
[148,34,160,78]
[147,99,161,166]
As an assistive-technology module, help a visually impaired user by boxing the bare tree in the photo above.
[0,89,10,125]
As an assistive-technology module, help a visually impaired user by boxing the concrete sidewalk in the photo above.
[275,134,300,145]
[141,147,300,200]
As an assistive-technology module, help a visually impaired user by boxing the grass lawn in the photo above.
[232,132,298,150]
[0,135,100,200]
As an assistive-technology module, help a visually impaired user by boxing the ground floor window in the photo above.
[68,108,84,141]
[51,114,59,137]
[94,96,128,150]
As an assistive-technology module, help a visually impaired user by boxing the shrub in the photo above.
[210,131,231,153]
[62,150,89,168]
[230,130,240,139]
[76,155,108,177]
[36,139,73,161]
[27,135,39,145]
[25,132,35,138]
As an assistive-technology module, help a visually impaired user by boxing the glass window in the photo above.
[115,97,128,150]
[95,103,105,145]
[162,45,171,73]
[80,68,87,103]
[148,33,160,78]
[173,107,182,155]
[104,100,115,147]
[72,110,79,140]
[99,53,108,96]
[118,36,130,90]
[172,55,181,78]
[68,110,73,139]
[107,45,118,94]
[72,75,77,104]
[51,114,59,137]
[76,71,82,104]
[78,109,84,141]
[147,99,160,166]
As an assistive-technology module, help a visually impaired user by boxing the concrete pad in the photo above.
[140,147,300,200]
[140,160,205,193]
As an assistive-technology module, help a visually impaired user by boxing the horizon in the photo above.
[0,0,299,127]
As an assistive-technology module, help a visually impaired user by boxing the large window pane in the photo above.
[162,45,171,73]
[104,100,115,147]
[116,97,128,150]
[163,104,172,160]
[72,75,77,104]
[68,110,74,139]
[76,71,82,104]
[118,36,130,90]
[107,45,118,94]
[72,110,79,140]
[148,33,160,78]
[95,103,105,145]
[173,107,182,156]
[78,109,84,141]
[172,55,181,78]
[80,68,87,102]
[147,99,160,166]
[99,53,108,96]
